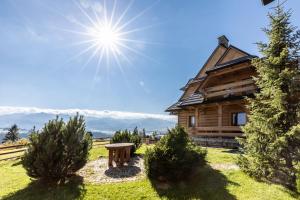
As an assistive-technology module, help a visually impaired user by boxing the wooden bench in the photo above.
[104,143,134,167]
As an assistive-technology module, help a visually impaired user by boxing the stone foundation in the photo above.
[191,136,239,148]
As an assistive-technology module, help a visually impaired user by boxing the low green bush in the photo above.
[22,114,92,183]
[144,126,206,182]
[111,129,142,155]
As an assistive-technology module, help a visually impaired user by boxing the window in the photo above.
[232,112,246,126]
[188,116,195,127]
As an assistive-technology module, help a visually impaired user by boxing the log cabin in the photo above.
[166,36,257,147]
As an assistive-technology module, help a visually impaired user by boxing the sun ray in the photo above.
[80,44,103,72]
[110,0,117,26]
[117,38,163,45]
[112,0,135,30]
[116,24,159,36]
[115,0,160,32]
[74,0,99,28]
[116,41,160,64]
[68,39,99,47]
[66,0,159,76]
[67,42,99,64]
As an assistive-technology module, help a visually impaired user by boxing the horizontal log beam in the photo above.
[190,126,242,131]
[189,132,243,137]
[205,79,254,93]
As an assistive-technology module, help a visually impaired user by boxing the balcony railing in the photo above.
[204,78,256,98]
[188,126,243,137]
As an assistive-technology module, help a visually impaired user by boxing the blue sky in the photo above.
[0,0,300,115]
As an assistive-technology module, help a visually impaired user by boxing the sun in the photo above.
[63,0,158,78]
[89,22,121,51]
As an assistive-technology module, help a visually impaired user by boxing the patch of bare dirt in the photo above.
[78,156,145,184]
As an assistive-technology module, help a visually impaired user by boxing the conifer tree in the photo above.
[2,124,20,143]
[132,126,139,136]
[238,5,300,190]
[22,114,92,183]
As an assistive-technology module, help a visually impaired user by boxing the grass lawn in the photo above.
[0,145,298,200]
[88,145,108,160]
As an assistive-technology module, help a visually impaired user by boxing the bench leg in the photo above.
[120,149,125,166]
[115,149,120,167]
[108,150,113,167]
[125,148,130,162]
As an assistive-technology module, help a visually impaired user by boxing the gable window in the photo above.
[188,116,195,127]
[232,112,246,126]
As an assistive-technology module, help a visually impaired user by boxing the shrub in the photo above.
[144,126,206,182]
[111,129,142,155]
[2,124,20,143]
[22,114,92,183]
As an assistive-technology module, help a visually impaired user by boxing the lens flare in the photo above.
[63,0,159,78]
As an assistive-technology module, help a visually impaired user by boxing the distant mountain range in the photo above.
[0,109,176,140]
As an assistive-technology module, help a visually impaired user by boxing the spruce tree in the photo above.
[2,124,20,143]
[238,5,300,190]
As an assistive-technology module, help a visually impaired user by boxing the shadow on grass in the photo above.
[104,156,142,178]
[150,165,238,200]
[105,166,141,178]
[11,160,22,166]
[221,149,240,154]
[2,176,86,200]
[278,186,300,199]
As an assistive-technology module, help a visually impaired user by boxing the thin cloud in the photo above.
[0,106,176,122]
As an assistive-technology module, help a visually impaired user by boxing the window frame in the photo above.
[188,115,196,128]
[231,112,246,126]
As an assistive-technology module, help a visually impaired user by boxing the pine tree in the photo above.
[2,124,20,143]
[132,126,139,136]
[22,114,92,183]
[238,5,300,190]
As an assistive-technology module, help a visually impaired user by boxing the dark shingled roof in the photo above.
[165,93,204,112]
[207,55,255,73]
[180,93,204,106]
[165,101,182,112]
[180,76,206,91]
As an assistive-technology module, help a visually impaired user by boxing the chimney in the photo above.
[218,35,229,47]
[261,0,274,6]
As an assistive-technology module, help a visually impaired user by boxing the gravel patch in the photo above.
[210,163,239,170]
[78,156,145,184]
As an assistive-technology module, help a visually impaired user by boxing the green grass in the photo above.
[88,145,108,160]
[135,144,154,155]
[0,145,298,200]
[205,147,238,164]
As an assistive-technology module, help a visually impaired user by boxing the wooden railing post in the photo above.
[195,107,199,127]
[218,104,222,133]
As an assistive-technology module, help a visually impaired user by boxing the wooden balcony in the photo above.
[188,126,243,137]
[204,79,256,98]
